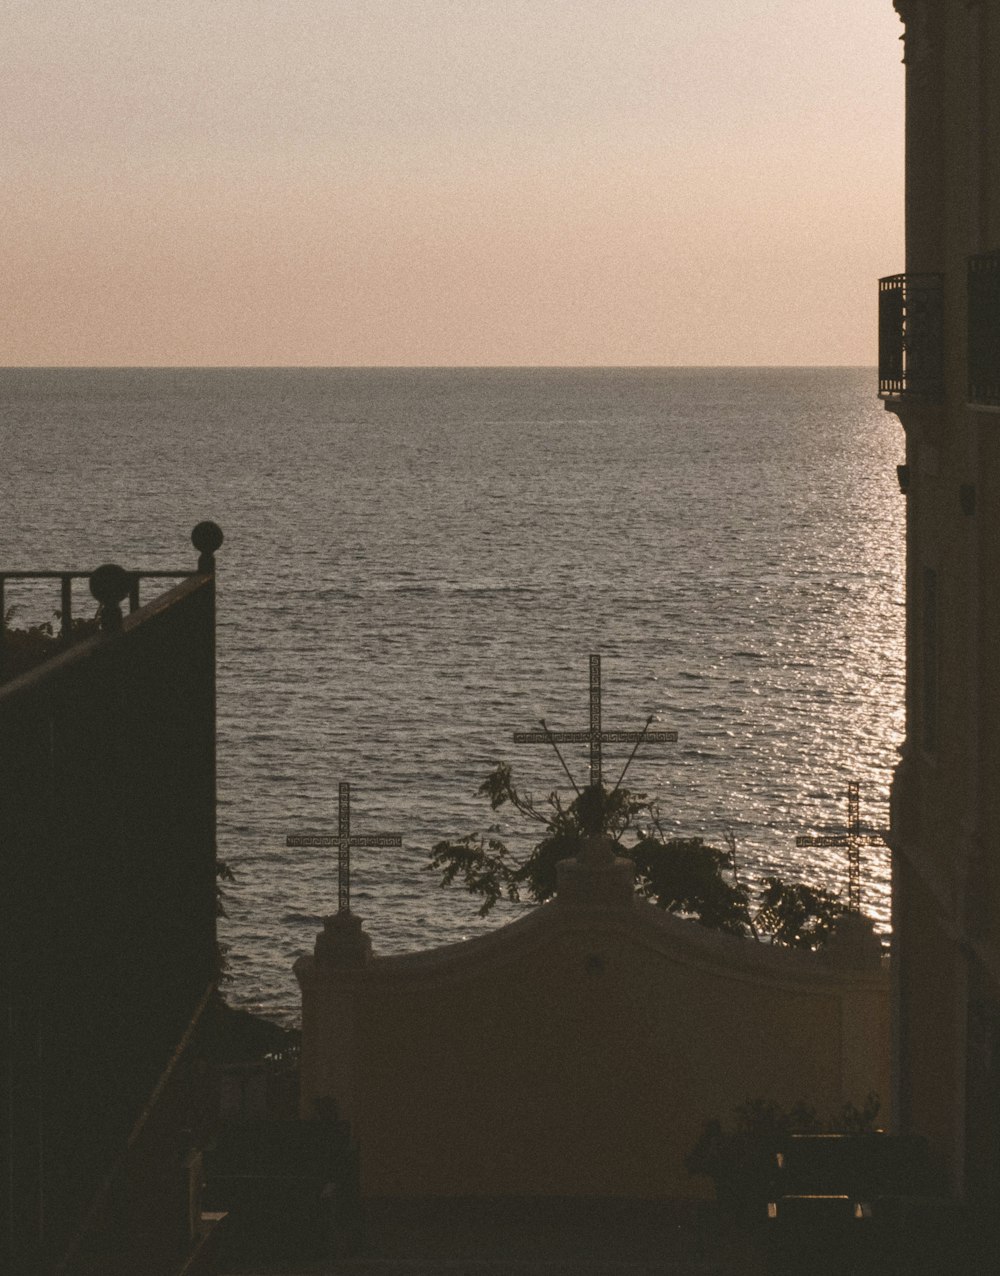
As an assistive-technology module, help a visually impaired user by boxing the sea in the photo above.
[1,367,905,1022]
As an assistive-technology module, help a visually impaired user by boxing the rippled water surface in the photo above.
[1,368,905,1019]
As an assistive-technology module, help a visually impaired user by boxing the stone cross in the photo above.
[286,782,402,914]
[795,780,888,912]
[514,654,678,790]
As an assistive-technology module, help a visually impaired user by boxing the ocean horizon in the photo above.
[2,365,903,1020]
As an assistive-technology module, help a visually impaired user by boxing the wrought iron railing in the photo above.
[0,568,196,679]
[0,523,223,681]
[0,569,195,632]
[878,273,944,398]
[968,249,1000,405]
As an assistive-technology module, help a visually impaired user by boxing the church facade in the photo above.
[882,0,1000,1206]
[296,839,888,1200]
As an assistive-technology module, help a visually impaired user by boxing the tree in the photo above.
[427,763,846,949]
[753,875,846,950]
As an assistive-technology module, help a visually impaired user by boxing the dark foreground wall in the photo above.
[1,571,217,1272]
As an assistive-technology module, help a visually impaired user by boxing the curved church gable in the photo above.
[296,837,888,1199]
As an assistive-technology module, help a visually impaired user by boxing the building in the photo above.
[1,524,223,1274]
[880,0,1000,1209]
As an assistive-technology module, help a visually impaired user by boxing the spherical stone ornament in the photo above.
[89,563,132,606]
[191,521,224,555]
[192,521,223,573]
[89,562,132,632]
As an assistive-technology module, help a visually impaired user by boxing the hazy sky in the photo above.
[3,1,904,366]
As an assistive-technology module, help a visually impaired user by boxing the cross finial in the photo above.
[588,653,602,786]
[795,780,888,912]
[514,654,678,794]
[286,782,403,913]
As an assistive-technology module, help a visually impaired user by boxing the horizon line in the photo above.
[2,363,879,372]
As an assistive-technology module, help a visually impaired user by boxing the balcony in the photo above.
[0,567,197,681]
[968,249,1000,406]
[878,273,944,399]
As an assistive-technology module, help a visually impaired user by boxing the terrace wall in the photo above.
[1,570,217,1271]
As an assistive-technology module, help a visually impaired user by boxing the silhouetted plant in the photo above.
[686,1093,882,1195]
[427,763,846,948]
[1,606,100,679]
[835,1091,883,1135]
[732,1096,823,1137]
[753,876,846,949]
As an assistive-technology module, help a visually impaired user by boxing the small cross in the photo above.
[286,782,403,914]
[514,654,678,790]
[795,780,888,912]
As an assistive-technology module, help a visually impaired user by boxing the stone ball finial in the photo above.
[191,521,223,573]
[89,563,132,632]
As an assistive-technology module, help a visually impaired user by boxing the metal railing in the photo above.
[0,569,197,679]
[968,249,1000,405]
[1,524,222,682]
[0,569,195,635]
[878,273,944,399]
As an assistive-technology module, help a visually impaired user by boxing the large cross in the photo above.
[795,780,888,913]
[286,782,402,914]
[513,654,678,790]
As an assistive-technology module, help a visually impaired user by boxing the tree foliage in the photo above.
[1,606,100,680]
[753,875,845,950]
[428,763,847,949]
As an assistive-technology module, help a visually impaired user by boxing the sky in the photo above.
[2,1,905,367]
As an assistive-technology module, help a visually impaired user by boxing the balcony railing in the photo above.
[0,525,221,683]
[968,249,1000,405]
[0,569,198,680]
[878,273,944,399]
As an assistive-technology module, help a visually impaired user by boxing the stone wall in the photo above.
[297,838,889,1199]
